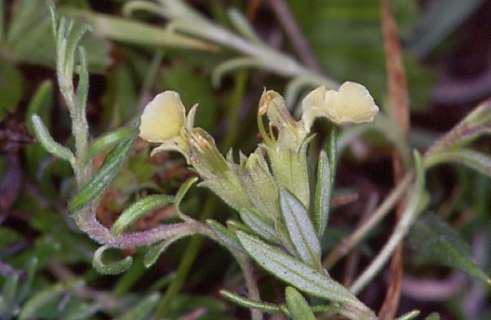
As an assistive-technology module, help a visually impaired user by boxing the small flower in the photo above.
[301,81,379,130]
[139,91,196,160]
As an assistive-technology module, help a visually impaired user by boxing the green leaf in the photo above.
[64,303,99,320]
[31,114,76,165]
[18,280,83,320]
[110,194,174,235]
[60,8,216,51]
[0,58,22,121]
[425,312,441,320]
[220,290,283,314]
[313,150,332,238]
[2,273,19,306]
[236,231,366,310]
[285,286,316,320]
[92,245,133,275]
[395,310,421,320]
[207,219,245,253]
[17,257,38,301]
[425,149,491,178]
[68,133,136,212]
[428,100,491,153]
[76,46,89,115]
[25,81,53,132]
[279,189,321,267]
[408,214,490,283]
[8,1,109,70]
[120,293,160,320]
[239,208,278,243]
[143,236,181,268]
[88,127,138,159]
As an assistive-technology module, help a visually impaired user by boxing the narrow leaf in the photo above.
[26,81,53,132]
[93,245,133,275]
[426,313,441,320]
[314,150,331,238]
[120,293,160,320]
[395,310,421,320]
[409,214,490,283]
[68,133,136,212]
[2,273,19,305]
[60,8,216,51]
[18,280,83,320]
[428,100,491,153]
[88,127,137,159]
[143,236,181,268]
[236,231,365,309]
[425,149,491,178]
[31,114,75,165]
[220,290,283,314]
[239,208,278,243]
[17,257,38,302]
[207,219,245,253]
[280,189,321,267]
[285,286,316,320]
[111,195,174,236]
[76,46,89,115]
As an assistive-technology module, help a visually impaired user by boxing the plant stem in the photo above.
[349,176,423,294]
[233,252,263,320]
[160,0,337,89]
[323,172,413,269]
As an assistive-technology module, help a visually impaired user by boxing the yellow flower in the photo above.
[139,91,196,159]
[301,81,379,130]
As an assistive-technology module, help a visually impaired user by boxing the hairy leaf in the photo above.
[313,150,332,238]
[237,231,367,311]
[111,195,174,236]
[280,189,321,267]
[285,287,316,320]
[68,133,136,212]
[93,246,133,275]
[408,214,490,283]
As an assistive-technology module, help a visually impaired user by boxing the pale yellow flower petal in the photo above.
[301,81,379,128]
[139,91,186,142]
